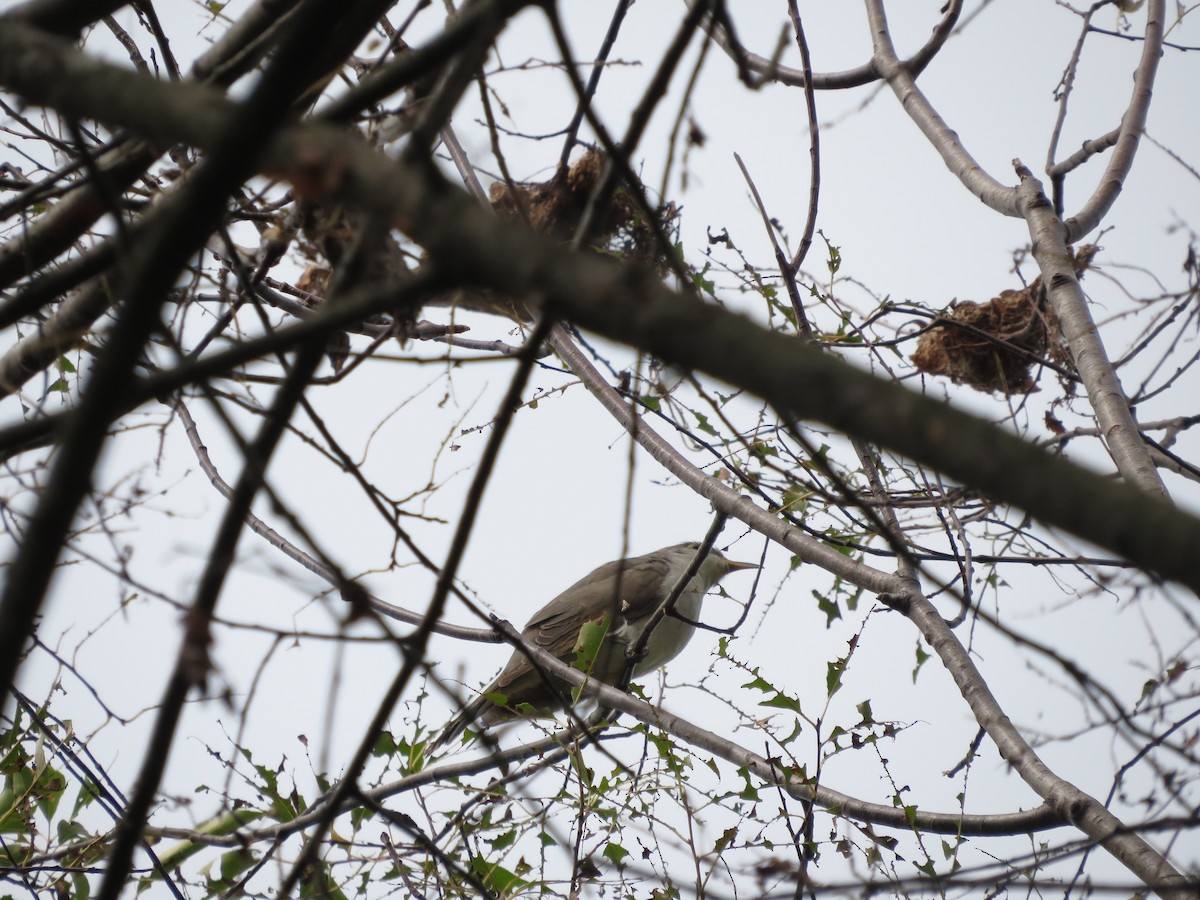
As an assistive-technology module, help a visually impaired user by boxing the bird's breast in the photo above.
[617,590,703,676]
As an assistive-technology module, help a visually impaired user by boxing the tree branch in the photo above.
[1015,161,1168,498]
[2,20,1199,595]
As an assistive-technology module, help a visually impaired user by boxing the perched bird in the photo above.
[433,542,756,748]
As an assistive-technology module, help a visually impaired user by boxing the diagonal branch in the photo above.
[1064,0,1165,240]
[864,0,1168,498]
[695,0,964,91]
[863,0,1020,215]
[3,20,1200,589]
[1015,162,1168,498]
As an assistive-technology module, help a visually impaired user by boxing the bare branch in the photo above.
[864,0,1021,216]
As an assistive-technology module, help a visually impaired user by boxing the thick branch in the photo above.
[695,0,963,91]
[1015,163,1168,498]
[466,618,1066,838]
[4,0,129,36]
[903,594,1192,898]
[547,328,902,596]
[1065,0,1164,240]
[864,0,1020,216]
[2,22,1200,595]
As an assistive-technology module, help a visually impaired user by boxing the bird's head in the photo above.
[666,541,758,590]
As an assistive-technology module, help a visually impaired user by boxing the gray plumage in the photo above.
[433,542,755,748]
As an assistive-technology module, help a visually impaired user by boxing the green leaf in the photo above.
[33,766,66,823]
[814,590,840,626]
[778,718,804,746]
[603,842,630,866]
[741,672,802,718]
[72,779,101,817]
[734,766,759,801]
[638,395,662,413]
[822,233,842,275]
[692,262,716,296]
[350,804,373,830]
[647,730,690,777]
[470,856,532,894]
[856,700,874,726]
[781,489,810,517]
[483,690,510,708]
[693,411,718,436]
[70,871,92,900]
[749,440,777,459]
[489,828,518,851]
[741,675,774,694]
[572,615,611,694]
[56,819,89,843]
[373,730,397,757]
[219,848,255,881]
[713,827,738,853]
[826,658,845,697]
[912,643,931,683]
[758,692,801,714]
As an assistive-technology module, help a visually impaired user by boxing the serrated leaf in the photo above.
[219,847,255,881]
[778,718,804,745]
[741,675,775,694]
[735,766,760,801]
[56,818,89,843]
[912,644,931,683]
[373,730,396,757]
[826,659,845,696]
[713,826,738,853]
[759,692,801,713]
[603,842,630,866]
[573,615,610,681]
[814,590,840,626]
[489,828,518,851]
[856,700,874,725]
[471,856,532,894]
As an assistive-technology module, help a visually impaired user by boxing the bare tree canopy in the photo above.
[1,1,1198,898]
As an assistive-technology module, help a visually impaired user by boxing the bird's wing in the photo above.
[490,553,671,689]
[529,553,672,637]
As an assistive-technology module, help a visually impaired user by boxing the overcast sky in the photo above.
[5,1,1199,895]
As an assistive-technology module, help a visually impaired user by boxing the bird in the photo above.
[432,542,756,748]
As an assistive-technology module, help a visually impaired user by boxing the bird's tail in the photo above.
[430,693,489,750]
